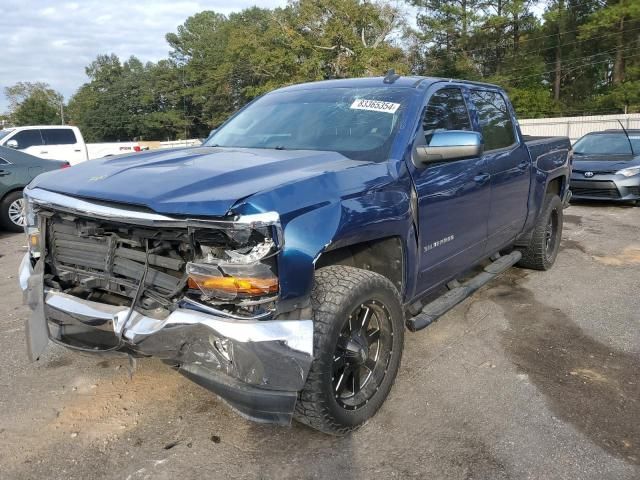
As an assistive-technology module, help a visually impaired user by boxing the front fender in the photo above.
[276,185,413,308]
[230,161,415,310]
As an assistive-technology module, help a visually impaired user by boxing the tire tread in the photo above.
[294,265,403,435]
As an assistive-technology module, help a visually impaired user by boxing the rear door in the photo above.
[411,86,491,295]
[41,128,85,164]
[0,153,28,195]
[469,90,531,253]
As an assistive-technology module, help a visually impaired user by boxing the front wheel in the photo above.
[517,193,563,270]
[294,266,404,435]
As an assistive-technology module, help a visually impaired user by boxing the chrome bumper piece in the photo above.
[20,254,313,424]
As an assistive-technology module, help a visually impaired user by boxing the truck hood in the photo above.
[573,153,640,172]
[28,146,371,216]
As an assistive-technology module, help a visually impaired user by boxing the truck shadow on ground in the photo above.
[569,200,637,209]
[489,271,640,465]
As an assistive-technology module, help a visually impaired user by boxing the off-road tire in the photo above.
[294,265,404,435]
[0,191,25,233]
[517,193,563,270]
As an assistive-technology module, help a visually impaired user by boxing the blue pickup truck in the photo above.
[19,74,571,435]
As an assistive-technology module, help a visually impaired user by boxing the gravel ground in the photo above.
[0,202,638,480]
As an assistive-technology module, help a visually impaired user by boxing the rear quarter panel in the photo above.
[521,136,572,233]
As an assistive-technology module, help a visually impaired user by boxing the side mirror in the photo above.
[413,130,483,165]
[6,139,18,149]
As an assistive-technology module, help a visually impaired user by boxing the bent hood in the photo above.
[29,147,371,216]
[572,153,640,172]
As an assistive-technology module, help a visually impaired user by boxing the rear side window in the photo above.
[42,128,77,145]
[470,90,516,151]
[11,130,43,149]
[422,88,471,142]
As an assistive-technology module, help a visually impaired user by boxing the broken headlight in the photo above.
[22,191,41,258]
[187,220,281,303]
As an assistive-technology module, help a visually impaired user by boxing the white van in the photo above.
[0,126,143,165]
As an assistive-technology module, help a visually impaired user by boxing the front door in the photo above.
[6,129,46,159]
[0,154,28,194]
[410,87,491,297]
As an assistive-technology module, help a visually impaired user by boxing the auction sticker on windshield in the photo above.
[350,99,401,114]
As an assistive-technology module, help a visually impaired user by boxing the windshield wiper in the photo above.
[274,145,287,150]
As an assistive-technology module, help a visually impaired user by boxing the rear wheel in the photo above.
[517,193,563,270]
[294,266,404,435]
[0,191,26,233]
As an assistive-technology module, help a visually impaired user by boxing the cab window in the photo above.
[470,90,516,151]
[422,88,471,143]
[42,128,77,145]
[11,130,43,149]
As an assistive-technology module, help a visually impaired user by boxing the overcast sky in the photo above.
[0,0,289,113]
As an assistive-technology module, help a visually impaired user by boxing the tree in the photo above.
[578,0,640,112]
[409,0,482,78]
[4,82,63,126]
[68,54,188,141]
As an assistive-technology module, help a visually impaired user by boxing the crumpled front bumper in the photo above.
[20,254,314,424]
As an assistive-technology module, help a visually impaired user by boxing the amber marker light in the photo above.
[187,274,279,296]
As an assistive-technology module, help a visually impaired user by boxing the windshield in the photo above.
[573,133,640,156]
[0,129,14,142]
[206,87,411,161]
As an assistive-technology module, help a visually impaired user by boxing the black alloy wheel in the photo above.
[333,300,394,411]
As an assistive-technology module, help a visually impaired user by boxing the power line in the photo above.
[491,44,638,79]
[503,51,640,83]
[418,24,640,64]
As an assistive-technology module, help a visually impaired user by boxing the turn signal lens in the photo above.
[188,275,278,296]
[26,227,41,258]
[186,262,278,300]
[29,232,39,248]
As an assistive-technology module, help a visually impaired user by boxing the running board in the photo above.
[406,250,522,332]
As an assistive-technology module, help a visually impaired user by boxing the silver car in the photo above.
[570,130,640,204]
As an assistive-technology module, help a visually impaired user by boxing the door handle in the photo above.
[0,170,10,177]
[40,151,48,154]
[474,173,490,184]
[517,160,529,169]
[74,149,82,152]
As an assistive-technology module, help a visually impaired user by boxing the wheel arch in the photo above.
[545,175,567,198]
[1,186,25,204]
[315,236,405,295]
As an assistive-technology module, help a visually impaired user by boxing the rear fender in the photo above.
[521,145,570,235]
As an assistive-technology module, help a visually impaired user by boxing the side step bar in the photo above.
[406,250,522,332]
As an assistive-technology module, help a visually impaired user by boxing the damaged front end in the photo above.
[19,188,313,424]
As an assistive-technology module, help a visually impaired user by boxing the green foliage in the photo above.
[65,1,409,141]
[57,0,640,141]
[4,82,63,126]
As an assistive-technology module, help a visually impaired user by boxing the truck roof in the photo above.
[1,125,78,131]
[276,76,503,92]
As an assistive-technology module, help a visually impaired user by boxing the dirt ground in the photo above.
[0,202,638,480]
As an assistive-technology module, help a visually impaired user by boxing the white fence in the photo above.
[519,114,640,143]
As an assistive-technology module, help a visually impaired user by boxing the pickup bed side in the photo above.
[518,136,572,245]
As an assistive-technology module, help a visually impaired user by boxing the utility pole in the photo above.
[60,102,65,125]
